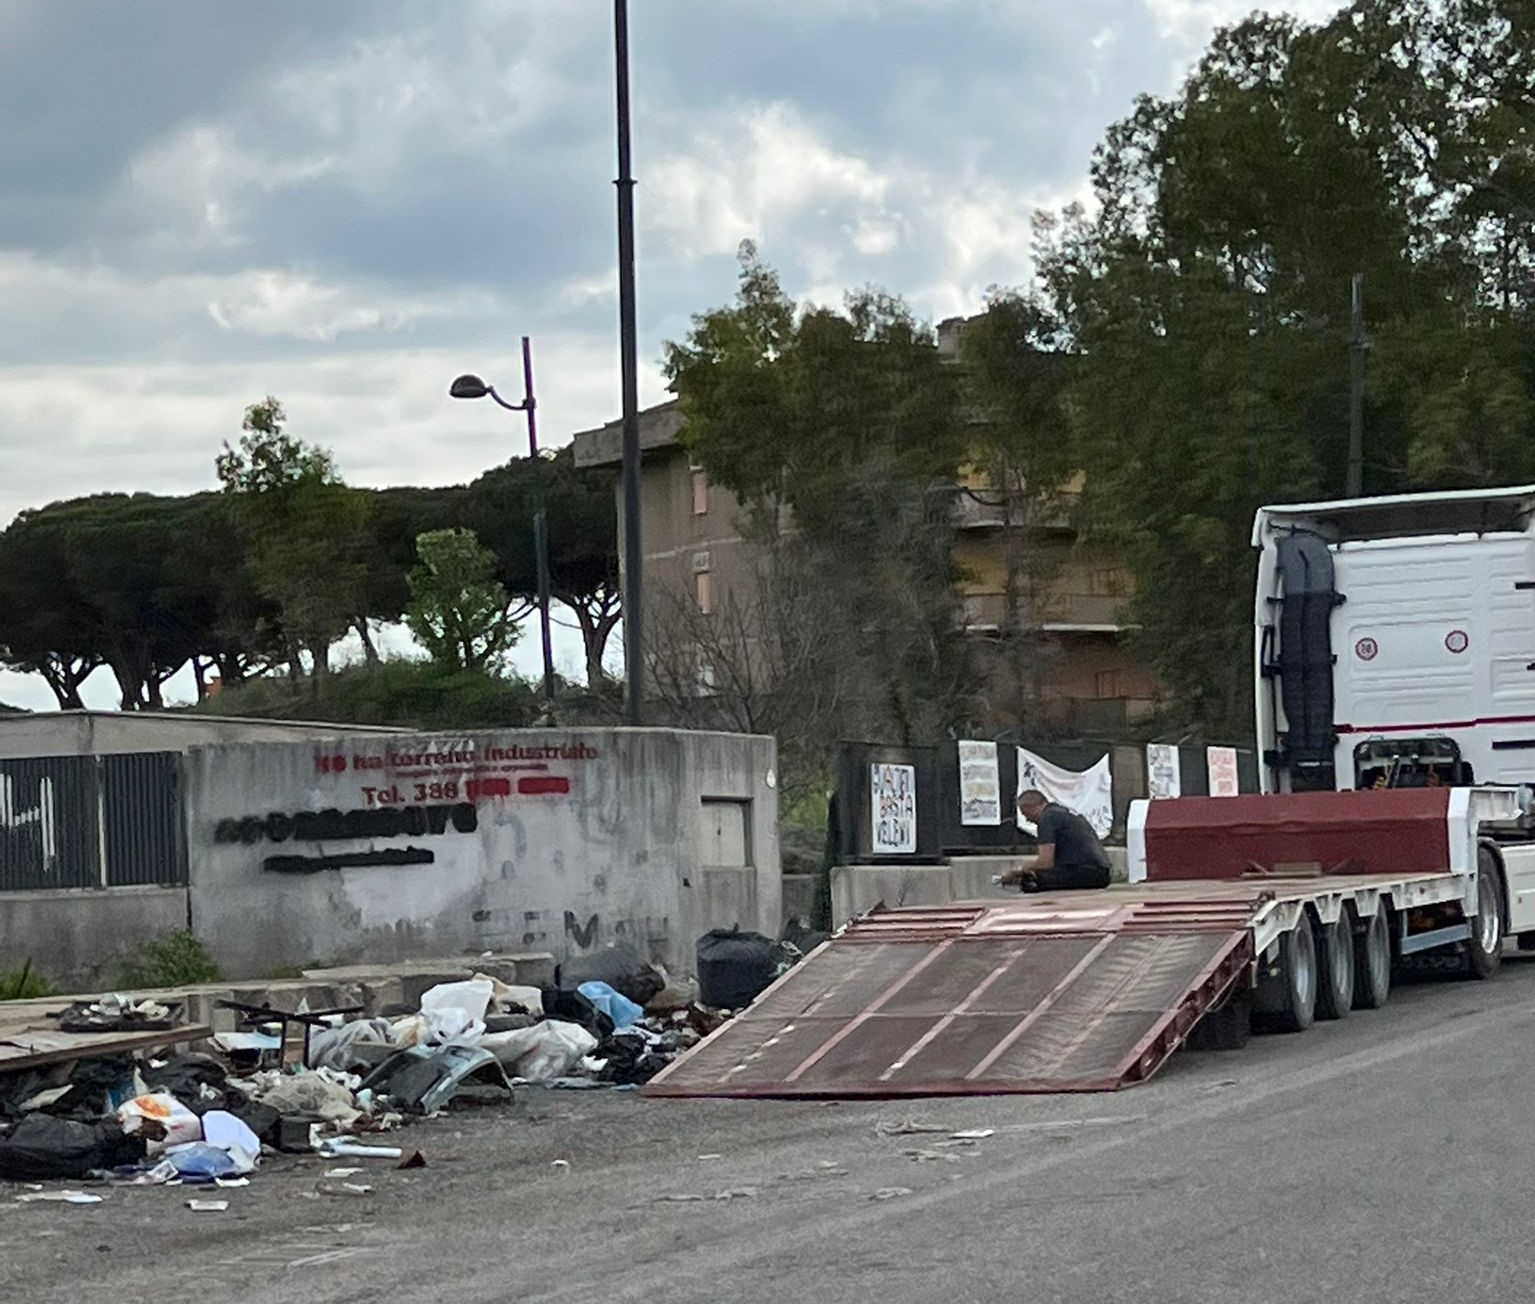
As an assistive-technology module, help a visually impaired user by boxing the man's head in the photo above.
[1017,789,1048,821]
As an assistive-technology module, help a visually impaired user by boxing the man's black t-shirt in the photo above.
[1031,803,1111,890]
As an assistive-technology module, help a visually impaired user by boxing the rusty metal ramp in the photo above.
[646,897,1257,1097]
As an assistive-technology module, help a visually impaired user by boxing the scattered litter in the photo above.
[316,1182,373,1198]
[713,1187,757,1200]
[869,1187,913,1201]
[185,1199,229,1213]
[950,1129,995,1140]
[16,1190,104,1205]
[697,1154,722,1161]
[551,1159,571,1171]
[215,1177,250,1188]
[875,1118,948,1137]
[325,1167,365,1178]
[397,1150,427,1170]
[655,1192,705,1203]
[318,1140,402,1161]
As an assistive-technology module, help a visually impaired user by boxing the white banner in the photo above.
[871,762,917,854]
[958,740,1002,826]
[1146,743,1182,800]
[1206,746,1239,797]
[1016,748,1113,838]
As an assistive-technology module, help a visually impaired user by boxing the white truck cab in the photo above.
[1254,484,1535,794]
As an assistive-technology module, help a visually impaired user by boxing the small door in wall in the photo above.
[699,798,752,868]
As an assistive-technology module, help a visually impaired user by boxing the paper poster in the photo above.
[1146,743,1182,800]
[1016,748,1113,838]
[1206,746,1240,797]
[958,740,1002,825]
[871,762,917,855]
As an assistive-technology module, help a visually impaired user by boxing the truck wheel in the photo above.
[1315,912,1355,1020]
[1353,903,1391,1010]
[1463,849,1504,980]
[1187,989,1251,1051]
[1257,917,1317,1034]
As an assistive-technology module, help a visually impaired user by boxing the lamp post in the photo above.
[449,336,557,707]
[614,0,643,725]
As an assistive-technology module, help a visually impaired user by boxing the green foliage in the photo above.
[663,243,977,750]
[1012,0,1535,737]
[0,962,54,1001]
[198,657,542,731]
[406,528,520,672]
[116,931,223,990]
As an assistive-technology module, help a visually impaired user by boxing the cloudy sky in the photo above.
[0,0,1342,710]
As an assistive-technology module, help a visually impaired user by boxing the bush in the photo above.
[195,658,542,731]
[0,961,53,1001]
[116,931,223,990]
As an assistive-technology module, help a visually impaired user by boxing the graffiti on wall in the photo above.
[219,737,601,875]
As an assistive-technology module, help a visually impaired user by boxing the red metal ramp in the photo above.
[646,898,1257,1097]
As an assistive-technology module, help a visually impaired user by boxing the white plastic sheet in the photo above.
[478,1021,599,1083]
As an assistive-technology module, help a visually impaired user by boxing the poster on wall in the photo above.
[870,762,917,855]
[958,741,1002,825]
[1016,748,1113,838]
[1146,743,1182,799]
[1206,746,1240,797]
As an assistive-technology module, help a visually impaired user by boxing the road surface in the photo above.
[8,955,1535,1303]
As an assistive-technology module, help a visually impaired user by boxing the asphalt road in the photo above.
[8,955,1535,1304]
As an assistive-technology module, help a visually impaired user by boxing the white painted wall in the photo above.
[184,727,779,979]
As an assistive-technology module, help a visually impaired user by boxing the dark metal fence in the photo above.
[0,752,185,892]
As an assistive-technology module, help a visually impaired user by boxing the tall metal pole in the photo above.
[614,0,644,725]
[520,336,557,706]
[1347,273,1367,498]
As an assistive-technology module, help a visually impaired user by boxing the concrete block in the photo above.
[830,864,955,926]
[947,858,1027,903]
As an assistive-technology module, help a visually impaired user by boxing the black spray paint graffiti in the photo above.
[213,802,478,874]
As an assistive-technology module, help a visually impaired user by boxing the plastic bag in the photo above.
[478,1021,599,1082]
[0,1114,144,1181]
[117,1092,203,1154]
[254,1072,359,1124]
[164,1141,246,1182]
[420,979,494,1025]
[556,943,664,1006]
[308,1018,396,1072]
[577,981,643,1030]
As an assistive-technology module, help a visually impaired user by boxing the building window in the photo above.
[1095,669,1126,699]
[691,467,709,515]
[695,570,714,614]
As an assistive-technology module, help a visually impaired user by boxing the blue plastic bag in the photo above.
[577,981,643,1030]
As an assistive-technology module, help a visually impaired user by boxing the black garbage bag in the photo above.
[696,927,778,1011]
[555,943,664,1006]
[0,1114,144,1181]
[597,1029,672,1086]
[539,986,615,1041]
[140,1053,231,1114]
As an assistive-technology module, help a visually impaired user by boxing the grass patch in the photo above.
[0,961,54,1001]
[116,931,223,990]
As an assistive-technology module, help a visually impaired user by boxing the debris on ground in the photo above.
[0,934,810,1203]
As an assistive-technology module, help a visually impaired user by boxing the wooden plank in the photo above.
[0,1024,213,1072]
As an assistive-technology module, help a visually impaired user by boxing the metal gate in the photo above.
[0,752,185,892]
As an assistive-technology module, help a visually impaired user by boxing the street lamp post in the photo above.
[614,0,644,726]
[448,337,557,707]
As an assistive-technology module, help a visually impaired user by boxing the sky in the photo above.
[0,0,1344,711]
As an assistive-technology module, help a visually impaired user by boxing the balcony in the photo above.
[961,590,1132,632]
[948,486,1080,532]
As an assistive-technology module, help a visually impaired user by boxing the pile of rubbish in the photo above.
[0,927,814,1193]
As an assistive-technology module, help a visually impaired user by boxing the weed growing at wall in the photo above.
[0,961,54,1001]
[117,931,223,989]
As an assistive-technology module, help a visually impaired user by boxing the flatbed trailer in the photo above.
[647,786,1529,1097]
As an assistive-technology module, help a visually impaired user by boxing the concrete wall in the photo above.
[0,887,189,989]
[184,728,779,980]
[0,711,402,759]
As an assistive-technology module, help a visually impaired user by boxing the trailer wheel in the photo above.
[1257,917,1317,1034]
[1315,911,1355,1020]
[1353,903,1391,1010]
[1463,848,1504,981]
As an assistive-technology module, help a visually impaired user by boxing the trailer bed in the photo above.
[646,871,1466,1098]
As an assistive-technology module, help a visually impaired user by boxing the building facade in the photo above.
[572,357,1162,731]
